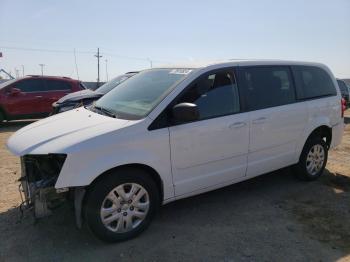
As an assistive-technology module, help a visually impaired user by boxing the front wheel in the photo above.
[294,138,328,181]
[84,168,160,242]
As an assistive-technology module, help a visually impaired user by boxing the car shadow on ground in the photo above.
[0,120,36,133]
[0,168,349,261]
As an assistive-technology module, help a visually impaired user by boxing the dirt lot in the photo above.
[0,112,349,262]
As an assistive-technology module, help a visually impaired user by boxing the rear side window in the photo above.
[15,79,46,92]
[241,66,295,111]
[177,70,240,120]
[45,80,72,91]
[292,66,336,99]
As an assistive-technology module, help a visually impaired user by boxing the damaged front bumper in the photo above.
[19,154,69,218]
[19,154,86,227]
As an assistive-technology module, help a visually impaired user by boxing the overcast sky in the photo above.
[0,0,349,81]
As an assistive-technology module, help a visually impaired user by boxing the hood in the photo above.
[56,89,103,103]
[7,107,131,156]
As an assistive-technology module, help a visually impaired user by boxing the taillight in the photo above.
[341,98,346,118]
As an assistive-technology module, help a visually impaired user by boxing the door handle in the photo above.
[252,117,267,124]
[229,122,247,129]
[35,96,43,98]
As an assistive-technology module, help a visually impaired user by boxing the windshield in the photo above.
[95,74,135,94]
[94,68,192,119]
[0,79,16,89]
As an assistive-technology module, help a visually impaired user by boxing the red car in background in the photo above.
[0,75,85,123]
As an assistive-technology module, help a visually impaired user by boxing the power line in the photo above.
[0,46,93,54]
[0,46,170,63]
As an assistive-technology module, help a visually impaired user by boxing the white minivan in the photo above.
[7,60,345,242]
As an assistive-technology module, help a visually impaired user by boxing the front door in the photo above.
[5,78,46,116]
[169,69,249,196]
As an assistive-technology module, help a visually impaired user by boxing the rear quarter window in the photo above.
[292,66,337,100]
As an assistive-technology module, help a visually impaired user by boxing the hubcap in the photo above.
[306,144,325,176]
[100,183,150,233]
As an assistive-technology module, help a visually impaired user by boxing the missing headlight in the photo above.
[23,154,66,186]
[20,154,68,218]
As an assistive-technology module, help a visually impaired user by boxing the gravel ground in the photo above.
[0,112,349,262]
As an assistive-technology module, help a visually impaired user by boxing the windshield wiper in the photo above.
[93,105,117,118]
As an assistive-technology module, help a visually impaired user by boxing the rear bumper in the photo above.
[330,122,345,149]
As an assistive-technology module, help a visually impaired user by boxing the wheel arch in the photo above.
[306,125,332,148]
[75,163,165,229]
[295,123,333,164]
[87,163,164,202]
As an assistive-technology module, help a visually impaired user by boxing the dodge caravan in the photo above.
[6,60,345,242]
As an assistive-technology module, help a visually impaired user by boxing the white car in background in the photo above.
[7,60,345,242]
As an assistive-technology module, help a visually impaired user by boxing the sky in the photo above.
[0,0,349,81]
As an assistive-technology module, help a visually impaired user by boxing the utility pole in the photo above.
[39,64,45,76]
[94,48,102,86]
[147,58,153,68]
[105,59,109,82]
[74,48,80,80]
[15,68,19,78]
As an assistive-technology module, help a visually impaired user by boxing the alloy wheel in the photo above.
[100,183,150,233]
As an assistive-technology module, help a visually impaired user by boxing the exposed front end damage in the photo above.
[19,154,69,218]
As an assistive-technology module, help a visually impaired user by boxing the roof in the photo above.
[155,59,326,70]
[21,75,79,81]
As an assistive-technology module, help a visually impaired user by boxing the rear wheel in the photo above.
[84,168,160,242]
[294,137,328,181]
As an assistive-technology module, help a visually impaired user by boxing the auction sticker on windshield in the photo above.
[169,69,193,75]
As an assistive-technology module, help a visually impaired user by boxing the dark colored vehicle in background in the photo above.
[51,72,137,114]
[337,79,350,108]
[0,75,85,123]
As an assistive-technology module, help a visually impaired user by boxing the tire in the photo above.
[84,168,160,242]
[294,137,328,181]
[0,111,4,124]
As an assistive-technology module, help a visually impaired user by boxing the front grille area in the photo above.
[19,154,68,218]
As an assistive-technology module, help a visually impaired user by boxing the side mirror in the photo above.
[10,88,21,96]
[172,102,199,123]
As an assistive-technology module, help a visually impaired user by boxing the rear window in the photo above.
[292,66,337,99]
[241,66,295,111]
[45,80,71,91]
